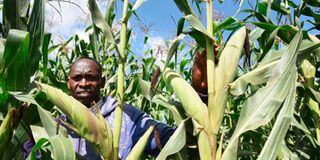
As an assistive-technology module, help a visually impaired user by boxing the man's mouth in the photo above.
[76,91,92,97]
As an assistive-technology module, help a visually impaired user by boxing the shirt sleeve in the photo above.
[123,104,175,156]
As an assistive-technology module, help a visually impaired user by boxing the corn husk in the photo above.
[36,82,113,160]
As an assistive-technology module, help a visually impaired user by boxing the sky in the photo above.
[44,0,315,60]
[44,0,245,59]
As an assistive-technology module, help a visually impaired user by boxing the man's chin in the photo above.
[74,96,93,107]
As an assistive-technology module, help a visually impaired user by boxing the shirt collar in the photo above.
[90,96,117,118]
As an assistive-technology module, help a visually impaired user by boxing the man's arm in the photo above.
[123,105,175,156]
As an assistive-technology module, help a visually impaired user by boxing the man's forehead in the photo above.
[70,59,101,74]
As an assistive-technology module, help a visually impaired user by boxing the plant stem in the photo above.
[206,0,216,159]
[114,0,128,159]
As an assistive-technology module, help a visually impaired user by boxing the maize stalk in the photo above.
[205,0,217,159]
[36,82,113,160]
[113,0,128,159]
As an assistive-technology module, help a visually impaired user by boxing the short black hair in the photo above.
[70,57,102,76]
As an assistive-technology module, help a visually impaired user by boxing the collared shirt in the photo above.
[23,96,175,159]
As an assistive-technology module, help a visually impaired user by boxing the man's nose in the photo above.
[79,78,89,87]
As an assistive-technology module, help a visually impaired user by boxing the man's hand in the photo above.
[191,43,219,95]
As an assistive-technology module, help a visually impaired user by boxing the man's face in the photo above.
[68,59,104,107]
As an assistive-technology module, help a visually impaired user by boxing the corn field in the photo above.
[1,0,320,159]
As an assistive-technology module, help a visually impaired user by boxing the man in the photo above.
[23,57,175,159]
[67,57,175,159]
[66,46,217,159]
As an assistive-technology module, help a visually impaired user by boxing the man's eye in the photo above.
[72,76,82,81]
[86,76,98,81]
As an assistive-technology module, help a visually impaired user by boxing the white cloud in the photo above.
[44,1,121,44]
[45,0,90,43]
[147,36,165,50]
[146,36,167,67]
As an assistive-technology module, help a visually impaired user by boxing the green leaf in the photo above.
[8,91,38,105]
[177,18,185,36]
[3,123,30,160]
[28,0,45,75]
[222,30,302,160]
[124,0,145,21]
[138,78,184,123]
[258,27,279,62]
[229,60,278,96]
[253,22,297,44]
[126,126,154,160]
[89,33,99,61]
[88,0,115,44]
[234,0,245,16]
[0,38,6,72]
[28,137,49,160]
[30,125,49,142]
[292,116,311,135]
[241,9,269,22]
[301,6,320,22]
[48,135,75,160]
[258,2,267,16]
[173,0,193,15]
[249,28,265,45]
[3,0,28,34]
[297,40,320,62]
[260,39,320,65]
[156,119,187,160]
[2,29,30,91]
[259,48,284,65]
[279,141,299,160]
[229,37,320,96]
[308,34,320,61]
[303,85,320,117]
[303,0,320,7]
[37,105,67,137]
[258,72,296,159]
[105,0,116,26]
[41,33,51,78]
[184,14,215,42]
[165,34,186,67]
[28,135,75,160]
[213,16,238,33]
[188,30,206,48]
[260,0,290,15]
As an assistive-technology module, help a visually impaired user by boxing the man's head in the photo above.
[68,57,105,107]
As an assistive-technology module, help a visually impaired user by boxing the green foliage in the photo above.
[1,0,320,159]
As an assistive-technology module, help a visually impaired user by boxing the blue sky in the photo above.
[45,0,315,60]
[45,1,244,51]
[132,0,242,38]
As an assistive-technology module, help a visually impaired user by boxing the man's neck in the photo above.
[88,98,104,115]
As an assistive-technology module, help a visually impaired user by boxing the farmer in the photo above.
[22,57,175,160]
[24,51,212,159]
[65,57,175,159]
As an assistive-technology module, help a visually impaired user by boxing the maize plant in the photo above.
[0,0,320,160]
